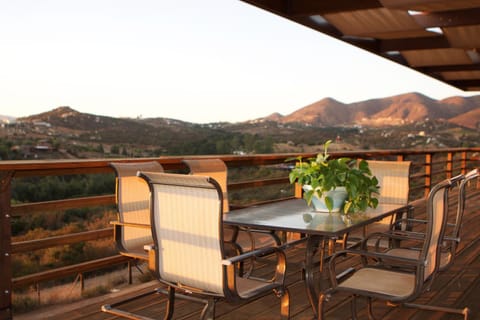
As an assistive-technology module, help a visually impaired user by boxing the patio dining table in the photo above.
[223,198,409,316]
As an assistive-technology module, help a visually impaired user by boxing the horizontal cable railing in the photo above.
[1,148,479,318]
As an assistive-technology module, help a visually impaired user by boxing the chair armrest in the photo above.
[278,237,308,250]
[110,221,151,229]
[222,246,283,265]
[388,204,415,232]
[444,235,461,243]
[143,244,155,251]
[361,230,424,251]
[143,244,156,271]
[327,248,423,287]
[392,217,426,228]
[223,246,288,296]
[237,226,283,246]
[332,248,423,265]
[390,225,459,239]
[408,198,426,207]
[388,230,426,240]
[224,246,287,283]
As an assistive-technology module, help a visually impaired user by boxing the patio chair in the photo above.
[110,161,164,260]
[102,172,290,320]
[364,160,411,209]
[377,168,479,272]
[183,158,282,249]
[318,174,470,320]
[339,160,411,249]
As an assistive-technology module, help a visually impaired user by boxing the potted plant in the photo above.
[288,140,380,214]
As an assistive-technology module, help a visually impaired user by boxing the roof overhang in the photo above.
[240,0,480,91]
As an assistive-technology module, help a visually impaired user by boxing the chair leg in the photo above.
[403,302,470,320]
[328,239,336,255]
[164,286,175,320]
[247,230,257,275]
[350,295,359,320]
[319,239,327,272]
[318,292,328,320]
[276,287,290,320]
[101,285,217,320]
[101,287,163,320]
[225,241,245,276]
[269,230,283,246]
[367,297,380,320]
[342,233,349,250]
[200,298,215,320]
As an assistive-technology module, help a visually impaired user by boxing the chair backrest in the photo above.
[139,172,226,295]
[183,158,230,213]
[110,161,164,252]
[454,168,479,237]
[419,174,464,281]
[441,168,479,269]
[366,160,411,205]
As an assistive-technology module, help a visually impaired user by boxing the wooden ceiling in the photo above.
[240,0,480,91]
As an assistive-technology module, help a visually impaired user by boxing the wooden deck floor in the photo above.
[15,184,480,320]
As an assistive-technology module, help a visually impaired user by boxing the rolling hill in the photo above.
[1,92,478,159]
[260,92,480,129]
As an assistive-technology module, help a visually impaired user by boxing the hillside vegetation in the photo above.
[1,92,479,161]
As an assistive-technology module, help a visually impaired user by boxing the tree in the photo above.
[110,145,120,154]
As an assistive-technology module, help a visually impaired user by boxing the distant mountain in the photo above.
[449,108,480,129]
[258,92,480,129]
[13,92,480,133]
[274,98,349,125]
[7,92,480,157]
[17,106,225,152]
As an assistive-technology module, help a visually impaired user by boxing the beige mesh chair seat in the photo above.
[379,168,479,272]
[110,161,164,260]
[102,172,290,320]
[318,174,470,320]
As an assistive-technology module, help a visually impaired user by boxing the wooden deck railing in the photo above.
[1,148,479,319]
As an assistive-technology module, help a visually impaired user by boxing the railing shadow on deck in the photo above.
[1,147,479,319]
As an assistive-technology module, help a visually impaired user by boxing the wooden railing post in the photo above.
[294,183,302,199]
[425,153,432,198]
[0,171,13,320]
[446,152,453,179]
[460,151,467,174]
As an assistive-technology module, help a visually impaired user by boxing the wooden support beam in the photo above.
[412,8,480,28]
[0,171,13,320]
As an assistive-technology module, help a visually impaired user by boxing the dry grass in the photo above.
[13,262,153,314]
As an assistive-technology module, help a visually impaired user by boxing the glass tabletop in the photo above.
[224,198,407,237]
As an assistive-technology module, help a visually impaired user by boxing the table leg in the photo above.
[305,235,324,317]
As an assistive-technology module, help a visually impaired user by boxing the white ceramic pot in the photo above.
[303,185,348,212]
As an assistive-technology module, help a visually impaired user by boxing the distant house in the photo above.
[34,145,51,151]
[33,121,52,127]
[33,140,54,152]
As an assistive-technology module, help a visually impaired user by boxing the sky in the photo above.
[1,0,479,124]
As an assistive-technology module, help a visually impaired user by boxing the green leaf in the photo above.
[303,189,315,205]
[325,196,333,212]
[343,201,352,214]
